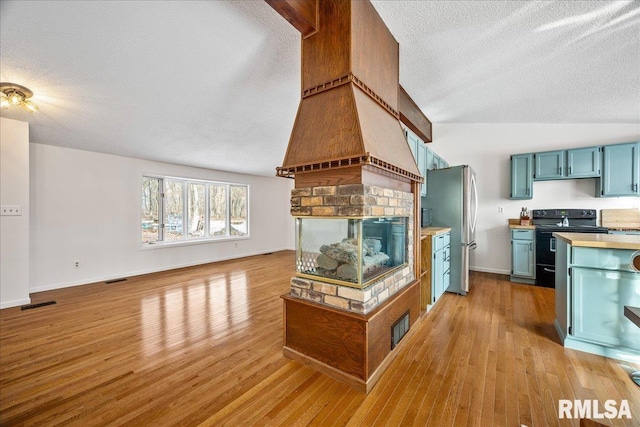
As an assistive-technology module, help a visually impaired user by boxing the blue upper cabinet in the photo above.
[567,146,600,178]
[426,148,434,171]
[534,150,565,180]
[406,130,418,160]
[417,142,427,196]
[510,153,533,199]
[599,142,640,197]
[404,128,448,184]
[431,153,441,170]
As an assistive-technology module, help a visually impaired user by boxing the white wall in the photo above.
[1,118,31,308]
[30,143,295,292]
[429,123,640,274]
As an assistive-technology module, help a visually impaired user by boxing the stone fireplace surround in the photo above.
[289,184,414,315]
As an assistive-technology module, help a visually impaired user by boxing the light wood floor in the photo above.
[1,251,638,426]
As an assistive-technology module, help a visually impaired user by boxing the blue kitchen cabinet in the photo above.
[510,153,533,199]
[431,232,451,304]
[405,128,430,196]
[417,142,427,196]
[431,153,441,170]
[534,150,565,180]
[510,229,535,284]
[567,146,600,178]
[405,129,418,160]
[572,267,640,350]
[598,141,640,197]
[433,244,444,302]
[555,239,640,362]
[426,148,434,171]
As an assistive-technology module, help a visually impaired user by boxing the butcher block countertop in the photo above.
[553,232,640,250]
[421,227,451,239]
[510,224,535,230]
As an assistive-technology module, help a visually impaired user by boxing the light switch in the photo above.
[1,205,22,216]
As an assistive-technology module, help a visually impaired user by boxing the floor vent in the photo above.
[105,278,128,284]
[391,310,410,350]
[21,301,56,311]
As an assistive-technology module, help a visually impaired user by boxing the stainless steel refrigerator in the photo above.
[423,165,478,295]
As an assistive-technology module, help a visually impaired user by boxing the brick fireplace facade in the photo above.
[289,184,414,314]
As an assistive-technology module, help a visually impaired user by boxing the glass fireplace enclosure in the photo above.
[295,216,408,288]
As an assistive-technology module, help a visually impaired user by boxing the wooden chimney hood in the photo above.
[269,0,424,183]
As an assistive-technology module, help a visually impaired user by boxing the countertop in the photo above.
[421,227,451,239]
[553,232,640,251]
[510,224,535,230]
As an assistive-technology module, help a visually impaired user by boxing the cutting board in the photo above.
[601,208,640,230]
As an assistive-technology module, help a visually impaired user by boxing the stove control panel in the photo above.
[532,209,597,220]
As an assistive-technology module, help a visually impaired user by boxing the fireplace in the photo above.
[268,0,429,393]
[295,216,408,288]
[288,183,415,315]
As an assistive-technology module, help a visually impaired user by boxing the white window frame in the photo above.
[140,174,250,249]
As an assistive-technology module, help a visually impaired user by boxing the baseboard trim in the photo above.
[509,275,536,285]
[470,266,510,275]
[1,297,31,310]
[283,347,367,392]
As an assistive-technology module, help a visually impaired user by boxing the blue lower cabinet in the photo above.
[572,267,640,350]
[431,232,451,304]
[510,229,535,284]
[555,240,640,363]
[512,240,534,277]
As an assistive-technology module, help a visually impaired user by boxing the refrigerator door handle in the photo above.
[469,242,477,250]
[470,172,478,235]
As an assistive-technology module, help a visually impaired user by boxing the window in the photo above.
[141,177,160,243]
[165,180,184,241]
[141,175,249,245]
[230,185,247,236]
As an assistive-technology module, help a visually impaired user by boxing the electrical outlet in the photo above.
[498,206,504,214]
[1,205,22,216]
[74,261,80,269]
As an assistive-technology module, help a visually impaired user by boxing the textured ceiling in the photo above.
[1,1,639,176]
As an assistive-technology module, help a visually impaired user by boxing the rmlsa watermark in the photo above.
[558,399,632,420]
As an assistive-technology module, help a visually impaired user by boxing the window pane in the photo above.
[165,180,184,241]
[209,185,227,236]
[187,183,205,238]
[230,185,247,236]
[141,177,160,243]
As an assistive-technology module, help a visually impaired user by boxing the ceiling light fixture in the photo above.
[0,82,38,113]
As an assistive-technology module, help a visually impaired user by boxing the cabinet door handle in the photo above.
[568,166,571,175]
[529,242,533,251]
[559,166,562,175]
[543,267,556,273]
[526,187,530,195]
[634,183,638,192]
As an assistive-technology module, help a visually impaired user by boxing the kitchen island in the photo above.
[553,232,640,363]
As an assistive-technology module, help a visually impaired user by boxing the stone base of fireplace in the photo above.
[281,278,420,393]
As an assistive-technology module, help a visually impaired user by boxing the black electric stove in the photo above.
[532,209,608,287]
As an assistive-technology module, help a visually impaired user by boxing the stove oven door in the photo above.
[535,230,556,288]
